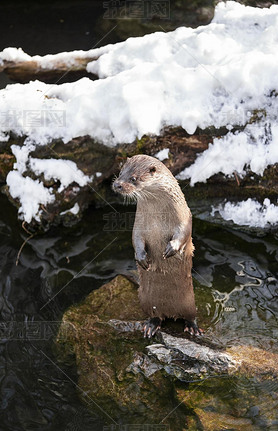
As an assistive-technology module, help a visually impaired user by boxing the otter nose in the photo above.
[113,181,123,192]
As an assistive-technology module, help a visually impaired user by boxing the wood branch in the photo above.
[0,55,100,83]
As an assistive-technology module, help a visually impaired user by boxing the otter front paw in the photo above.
[135,250,149,270]
[184,320,203,336]
[163,240,180,258]
[143,317,162,338]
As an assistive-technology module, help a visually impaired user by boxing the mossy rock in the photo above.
[56,274,278,428]
[56,275,190,428]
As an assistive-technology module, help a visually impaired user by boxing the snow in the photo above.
[177,125,278,185]
[7,144,90,222]
[2,1,278,223]
[60,203,80,216]
[212,198,278,228]
[0,47,31,64]
[0,46,110,68]
[29,158,90,192]
[6,170,54,223]
[12,141,35,174]
[155,148,169,161]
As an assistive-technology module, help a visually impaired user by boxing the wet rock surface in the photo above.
[56,274,278,428]
[56,275,189,428]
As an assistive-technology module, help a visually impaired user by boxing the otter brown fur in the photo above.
[113,154,201,337]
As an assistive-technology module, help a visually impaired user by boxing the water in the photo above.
[0,191,277,430]
[193,218,278,351]
[0,0,122,89]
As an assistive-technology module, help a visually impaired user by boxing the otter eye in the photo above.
[130,176,137,183]
[150,166,156,174]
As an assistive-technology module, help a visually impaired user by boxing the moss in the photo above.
[248,108,267,124]
[0,154,15,183]
[135,135,150,152]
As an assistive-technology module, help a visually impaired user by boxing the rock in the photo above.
[147,333,238,378]
[1,135,119,232]
[56,275,190,428]
[1,126,278,232]
[56,274,278,427]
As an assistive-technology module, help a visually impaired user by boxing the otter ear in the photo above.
[150,166,156,175]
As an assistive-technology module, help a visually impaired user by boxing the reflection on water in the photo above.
[0,193,277,429]
[193,220,278,352]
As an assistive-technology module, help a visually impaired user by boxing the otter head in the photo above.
[112,155,164,199]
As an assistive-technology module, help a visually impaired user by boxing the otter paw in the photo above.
[163,241,178,258]
[184,320,203,336]
[143,318,162,338]
[136,257,149,270]
[135,250,149,270]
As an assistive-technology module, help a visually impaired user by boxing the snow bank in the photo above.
[1,1,278,150]
[211,198,278,228]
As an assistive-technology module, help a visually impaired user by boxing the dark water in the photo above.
[1,191,278,430]
[0,0,122,89]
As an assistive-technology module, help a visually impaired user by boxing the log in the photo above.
[1,127,278,232]
[0,51,100,83]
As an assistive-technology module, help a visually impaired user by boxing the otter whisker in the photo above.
[138,190,156,201]
[130,192,138,203]
[111,175,118,186]
[141,191,149,201]
[135,191,145,201]
[132,191,139,202]
[144,190,158,200]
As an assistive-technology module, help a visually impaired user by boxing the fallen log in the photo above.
[0,48,100,83]
[1,126,278,232]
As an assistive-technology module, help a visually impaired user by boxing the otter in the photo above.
[113,154,202,338]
